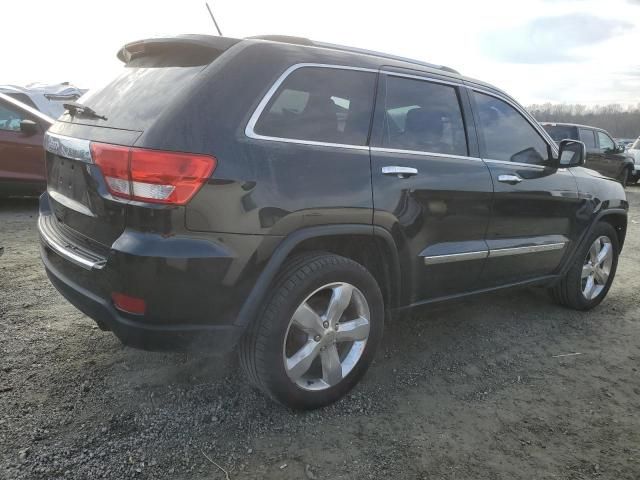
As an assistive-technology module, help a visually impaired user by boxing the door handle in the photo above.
[382,166,418,178]
[497,173,523,184]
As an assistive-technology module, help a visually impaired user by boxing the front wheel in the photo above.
[550,222,619,310]
[239,253,384,409]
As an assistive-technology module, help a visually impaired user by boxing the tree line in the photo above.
[527,103,640,139]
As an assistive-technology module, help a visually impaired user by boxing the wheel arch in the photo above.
[233,225,401,334]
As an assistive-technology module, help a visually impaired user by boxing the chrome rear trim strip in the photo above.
[44,132,92,163]
[38,217,106,271]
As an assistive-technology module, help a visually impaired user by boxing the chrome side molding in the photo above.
[423,242,566,265]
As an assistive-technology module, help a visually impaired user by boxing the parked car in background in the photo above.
[627,137,640,184]
[39,34,627,409]
[0,83,84,119]
[541,122,634,185]
[0,92,53,196]
[615,138,636,151]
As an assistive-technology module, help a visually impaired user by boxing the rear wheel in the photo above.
[550,222,619,310]
[239,253,384,409]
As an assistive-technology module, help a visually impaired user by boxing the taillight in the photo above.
[90,143,216,205]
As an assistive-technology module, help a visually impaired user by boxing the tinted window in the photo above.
[381,76,467,156]
[543,125,577,142]
[579,128,596,148]
[0,101,25,131]
[597,131,615,151]
[474,92,549,165]
[254,67,376,146]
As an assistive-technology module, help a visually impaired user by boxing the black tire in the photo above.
[619,167,630,187]
[550,222,619,310]
[239,252,384,409]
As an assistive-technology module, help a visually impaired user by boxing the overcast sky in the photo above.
[4,0,639,106]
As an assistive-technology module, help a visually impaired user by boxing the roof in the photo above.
[117,34,461,76]
[539,121,609,132]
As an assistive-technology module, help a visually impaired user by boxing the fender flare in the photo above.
[557,207,627,278]
[232,224,400,334]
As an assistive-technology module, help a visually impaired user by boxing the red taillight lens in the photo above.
[111,292,146,315]
[90,143,216,205]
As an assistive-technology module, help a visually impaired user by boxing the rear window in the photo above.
[253,67,376,146]
[542,124,578,142]
[61,52,213,131]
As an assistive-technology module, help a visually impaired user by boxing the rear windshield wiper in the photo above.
[63,102,107,121]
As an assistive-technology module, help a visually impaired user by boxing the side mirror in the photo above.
[20,119,39,136]
[558,139,586,167]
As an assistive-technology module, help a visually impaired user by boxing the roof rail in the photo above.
[314,41,460,74]
[248,35,460,75]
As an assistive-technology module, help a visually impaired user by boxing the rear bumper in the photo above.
[42,250,242,352]
[37,192,266,353]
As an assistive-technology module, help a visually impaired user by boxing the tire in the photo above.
[550,222,619,310]
[619,167,630,187]
[239,252,384,409]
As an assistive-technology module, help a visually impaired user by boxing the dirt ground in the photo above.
[1,189,639,480]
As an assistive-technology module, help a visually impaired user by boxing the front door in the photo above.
[370,71,493,305]
[468,89,581,287]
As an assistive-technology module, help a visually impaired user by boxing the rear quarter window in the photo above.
[252,66,377,146]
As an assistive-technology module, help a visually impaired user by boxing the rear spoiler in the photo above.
[117,34,240,64]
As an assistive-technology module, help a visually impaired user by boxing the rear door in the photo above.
[370,70,493,303]
[468,89,581,286]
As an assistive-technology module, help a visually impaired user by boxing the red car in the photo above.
[0,92,53,197]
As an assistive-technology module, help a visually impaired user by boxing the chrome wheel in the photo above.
[283,282,370,391]
[581,236,613,300]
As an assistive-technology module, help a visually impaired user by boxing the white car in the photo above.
[628,137,640,184]
[0,83,85,119]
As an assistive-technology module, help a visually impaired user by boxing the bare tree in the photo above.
[527,104,640,138]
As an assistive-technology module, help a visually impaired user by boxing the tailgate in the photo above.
[44,130,139,247]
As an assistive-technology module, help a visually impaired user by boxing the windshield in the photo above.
[542,124,577,142]
[631,138,640,150]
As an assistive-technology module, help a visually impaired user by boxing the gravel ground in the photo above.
[1,189,640,480]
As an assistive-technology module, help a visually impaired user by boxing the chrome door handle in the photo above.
[382,166,418,178]
[497,173,523,184]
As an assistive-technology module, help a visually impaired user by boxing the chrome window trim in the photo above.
[483,158,546,170]
[423,242,566,265]
[380,70,463,87]
[371,146,481,162]
[245,63,376,150]
[468,86,559,157]
[44,132,93,163]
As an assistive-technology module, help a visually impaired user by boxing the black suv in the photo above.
[541,122,634,185]
[38,35,628,409]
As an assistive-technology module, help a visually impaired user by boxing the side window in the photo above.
[579,128,596,149]
[597,131,615,151]
[473,92,549,165]
[381,76,467,156]
[0,102,26,132]
[253,67,376,146]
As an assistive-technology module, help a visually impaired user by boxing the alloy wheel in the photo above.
[581,235,613,300]
[283,282,370,391]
